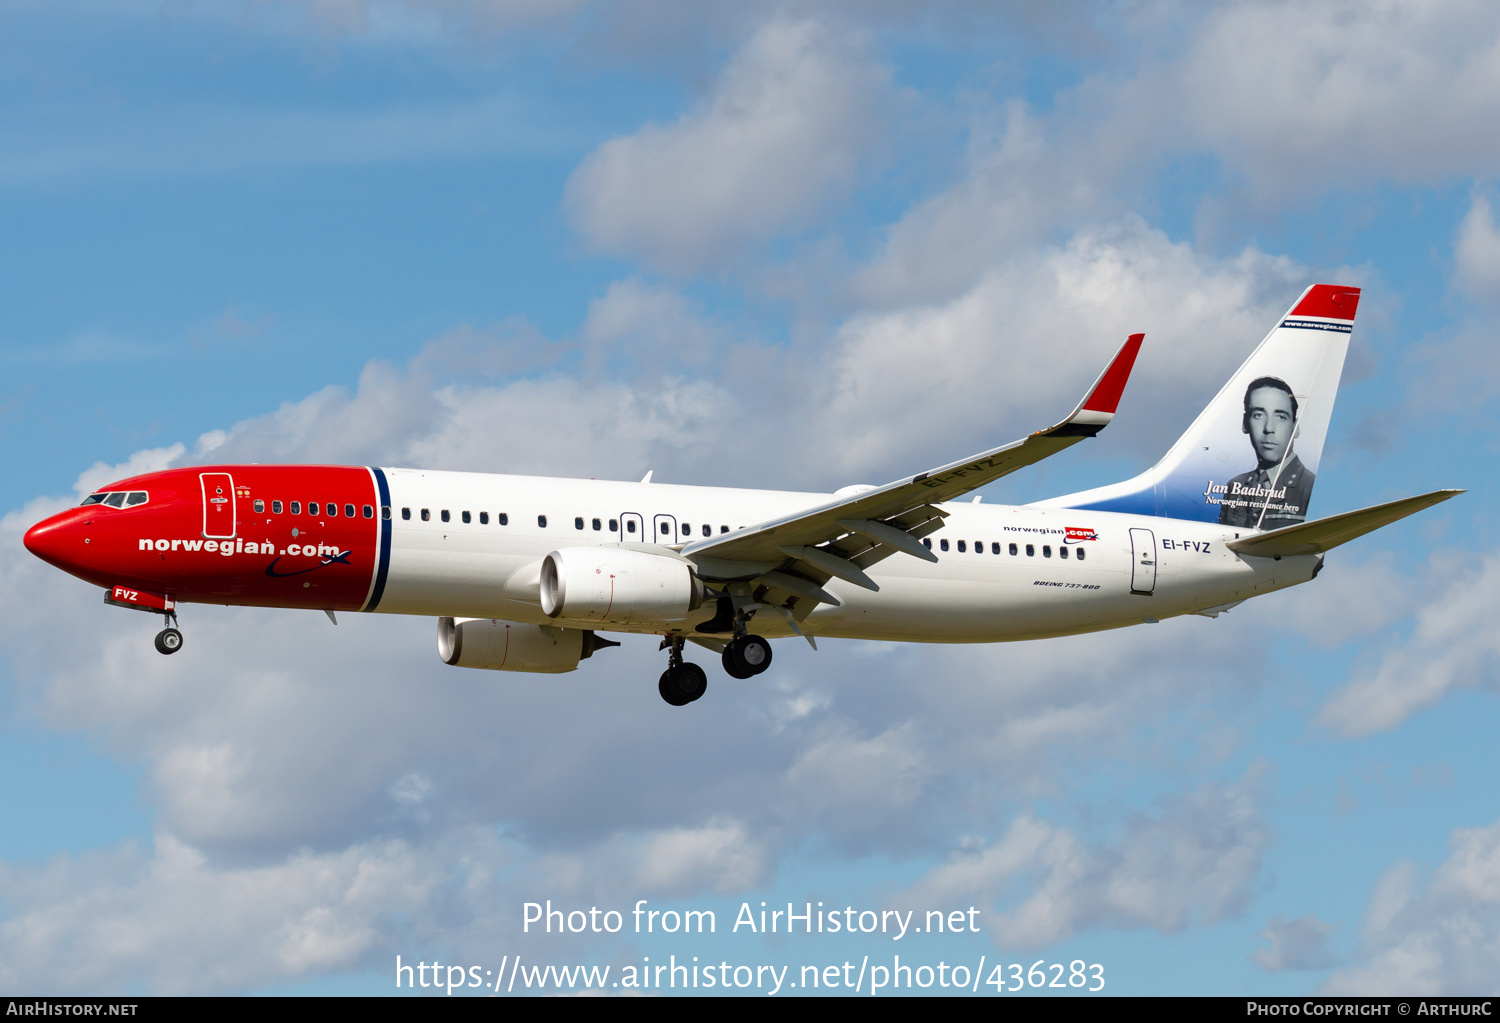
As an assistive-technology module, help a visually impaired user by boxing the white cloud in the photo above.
[1152,0,1500,200]
[1455,193,1500,300]
[0,833,441,995]
[899,772,1271,949]
[820,218,1319,479]
[565,18,894,272]
[1253,914,1340,972]
[1318,550,1500,737]
[1322,818,1500,995]
[73,445,186,501]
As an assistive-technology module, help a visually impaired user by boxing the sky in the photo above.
[1,0,1499,996]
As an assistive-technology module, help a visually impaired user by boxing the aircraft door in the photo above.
[653,514,678,544]
[201,472,237,540]
[619,512,643,541]
[1129,528,1157,595]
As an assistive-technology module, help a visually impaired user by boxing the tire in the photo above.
[722,646,754,679]
[676,662,708,702]
[659,670,688,706]
[739,635,772,675]
[155,628,183,655]
[659,665,707,706]
[724,635,772,678]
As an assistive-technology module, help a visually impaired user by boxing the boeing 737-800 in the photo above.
[23,284,1460,705]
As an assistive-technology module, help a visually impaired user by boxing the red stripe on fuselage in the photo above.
[23,465,381,612]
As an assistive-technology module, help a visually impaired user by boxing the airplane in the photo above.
[23,284,1461,706]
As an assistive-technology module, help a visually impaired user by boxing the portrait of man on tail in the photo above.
[1217,376,1314,529]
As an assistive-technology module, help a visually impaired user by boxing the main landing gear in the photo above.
[658,636,708,706]
[722,635,772,679]
[657,633,776,706]
[154,612,183,656]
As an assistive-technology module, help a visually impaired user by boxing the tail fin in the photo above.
[1041,284,1360,528]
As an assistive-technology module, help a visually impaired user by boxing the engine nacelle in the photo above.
[539,547,704,626]
[437,617,615,673]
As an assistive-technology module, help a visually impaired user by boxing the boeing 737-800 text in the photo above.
[24,284,1460,705]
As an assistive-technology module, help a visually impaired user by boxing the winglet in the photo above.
[1046,333,1144,437]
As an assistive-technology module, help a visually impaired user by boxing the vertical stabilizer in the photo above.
[1039,284,1359,528]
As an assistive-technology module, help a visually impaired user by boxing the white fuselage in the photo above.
[374,468,1315,642]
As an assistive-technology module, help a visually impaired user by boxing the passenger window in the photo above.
[1060,546,1069,559]
[480,512,489,524]
[421,509,430,521]
[957,540,966,552]
[1077,548,1086,562]
[441,510,450,523]
[1026,544,1035,557]
[592,518,601,531]
[575,517,584,530]
[702,524,711,537]
[254,499,265,513]
[401,507,410,520]
[992,542,1000,554]
[272,500,283,514]
[345,504,356,518]
[940,539,949,551]
[538,515,547,528]
[381,506,391,520]
[363,505,374,518]
[292,501,302,515]
[609,519,618,531]
[721,525,729,533]
[626,520,636,534]
[104,493,126,508]
[329,504,339,517]
[1043,546,1052,558]
[974,540,982,553]
[461,511,471,524]
[127,492,148,507]
[1009,543,1018,555]
[660,522,670,535]
[498,513,509,526]
[682,522,691,534]
[923,538,932,549]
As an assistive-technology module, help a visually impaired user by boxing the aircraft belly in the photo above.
[806,560,1132,642]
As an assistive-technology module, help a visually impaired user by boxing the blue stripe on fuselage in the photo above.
[364,467,393,612]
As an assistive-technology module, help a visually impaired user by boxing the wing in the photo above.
[681,333,1145,609]
[1225,489,1463,559]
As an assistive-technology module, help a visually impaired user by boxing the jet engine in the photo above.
[539,547,705,626]
[437,617,618,673]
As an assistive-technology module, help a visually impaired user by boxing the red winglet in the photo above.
[1081,333,1144,414]
[1291,284,1361,321]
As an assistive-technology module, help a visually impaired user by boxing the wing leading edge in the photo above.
[681,333,1145,606]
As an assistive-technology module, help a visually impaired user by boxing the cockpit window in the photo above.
[80,491,149,509]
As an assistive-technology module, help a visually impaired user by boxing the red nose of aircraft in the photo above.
[24,508,95,579]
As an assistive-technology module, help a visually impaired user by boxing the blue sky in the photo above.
[2,0,1499,995]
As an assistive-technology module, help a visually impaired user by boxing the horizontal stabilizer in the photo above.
[1226,489,1463,559]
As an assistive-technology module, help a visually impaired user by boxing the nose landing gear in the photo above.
[154,613,183,655]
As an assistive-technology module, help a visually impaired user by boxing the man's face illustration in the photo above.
[1246,385,1295,466]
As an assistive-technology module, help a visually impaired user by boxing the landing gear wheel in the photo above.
[723,635,772,678]
[658,663,708,706]
[154,628,183,655]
